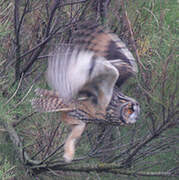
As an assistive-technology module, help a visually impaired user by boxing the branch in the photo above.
[31,162,177,177]
[2,120,41,166]
[121,113,176,167]
[17,0,30,35]
[13,0,30,82]
[21,19,79,75]
[121,0,145,70]
[2,118,178,177]
[14,0,21,81]
[58,0,87,7]
[5,73,23,105]
[12,112,37,127]
[45,0,61,37]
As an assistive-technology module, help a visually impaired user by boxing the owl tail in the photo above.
[31,88,74,112]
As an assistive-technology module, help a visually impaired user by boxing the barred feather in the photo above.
[31,88,75,112]
[34,88,59,98]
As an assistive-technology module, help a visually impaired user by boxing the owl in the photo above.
[31,23,140,163]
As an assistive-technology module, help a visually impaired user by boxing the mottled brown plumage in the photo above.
[73,22,138,86]
[32,87,139,125]
[31,22,140,162]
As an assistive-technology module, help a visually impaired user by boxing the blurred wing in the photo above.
[46,46,119,107]
[73,23,138,86]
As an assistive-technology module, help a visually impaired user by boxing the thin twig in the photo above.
[42,122,61,159]
[121,0,145,70]
[5,73,23,105]
[143,7,159,27]
[12,112,37,127]
[8,84,34,113]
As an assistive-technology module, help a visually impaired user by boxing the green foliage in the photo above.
[0,158,15,180]
[0,0,178,179]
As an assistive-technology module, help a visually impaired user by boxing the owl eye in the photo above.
[127,107,133,115]
[125,103,133,114]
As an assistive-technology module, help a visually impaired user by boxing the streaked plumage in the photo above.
[31,22,140,163]
[73,23,138,86]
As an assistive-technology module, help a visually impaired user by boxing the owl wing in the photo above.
[46,46,119,109]
[73,23,138,86]
[31,88,76,112]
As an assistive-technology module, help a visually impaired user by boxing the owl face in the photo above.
[120,100,140,124]
[107,89,140,124]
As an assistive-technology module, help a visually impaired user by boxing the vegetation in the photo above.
[0,0,178,179]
